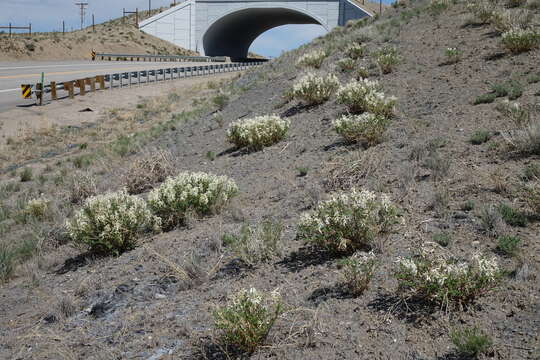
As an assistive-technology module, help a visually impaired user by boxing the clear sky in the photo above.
[0,0,393,57]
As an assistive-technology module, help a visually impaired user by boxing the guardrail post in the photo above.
[50,81,57,100]
[120,73,123,88]
[97,76,105,90]
[129,72,132,87]
[36,83,43,106]
[90,78,96,92]
[78,79,86,96]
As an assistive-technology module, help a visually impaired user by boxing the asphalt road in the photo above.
[0,60,219,112]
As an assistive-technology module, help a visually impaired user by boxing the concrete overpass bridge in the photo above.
[139,0,373,59]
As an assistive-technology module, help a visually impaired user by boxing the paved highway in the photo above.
[0,60,220,112]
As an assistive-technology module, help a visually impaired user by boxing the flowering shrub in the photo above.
[297,189,399,253]
[338,251,378,296]
[344,42,366,59]
[213,288,284,354]
[24,198,50,220]
[148,172,238,229]
[395,244,501,306]
[501,28,540,53]
[337,58,356,72]
[336,79,397,117]
[444,47,462,64]
[296,49,327,69]
[333,113,390,145]
[66,190,161,255]
[227,115,289,150]
[291,73,340,105]
[496,100,529,126]
[355,66,369,79]
[373,46,401,74]
[491,9,533,34]
[467,1,495,24]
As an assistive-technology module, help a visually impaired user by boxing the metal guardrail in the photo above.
[95,53,228,63]
[24,62,262,104]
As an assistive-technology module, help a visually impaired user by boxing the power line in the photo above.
[75,2,88,30]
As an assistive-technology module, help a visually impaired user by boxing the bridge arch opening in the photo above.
[202,7,329,59]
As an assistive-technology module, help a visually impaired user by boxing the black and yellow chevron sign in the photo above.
[21,84,32,99]
[91,50,96,60]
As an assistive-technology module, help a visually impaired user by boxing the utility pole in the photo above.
[149,0,151,13]
[75,2,88,30]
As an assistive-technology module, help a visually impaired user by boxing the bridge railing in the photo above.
[95,53,228,63]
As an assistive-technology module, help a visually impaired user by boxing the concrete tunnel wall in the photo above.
[202,7,327,58]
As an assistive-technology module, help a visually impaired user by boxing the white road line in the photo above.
[0,62,179,71]
[0,88,19,93]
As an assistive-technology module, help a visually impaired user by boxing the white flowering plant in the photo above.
[336,79,397,117]
[444,47,462,64]
[338,251,378,296]
[213,288,284,354]
[227,115,289,151]
[24,197,50,221]
[337,58,356,72]
[296,49,327,69]
[491,9,533,34]
[395,243,502,306]
[333,113,391,145]
[344,42,367,59]
[501,28,540,53]
[373,46,401,74]
[148,172,238,229]
[291,72,340,106]
[66,190,161,255]
[297,189,399,253]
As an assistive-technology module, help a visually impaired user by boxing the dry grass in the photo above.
[123,150,175,194]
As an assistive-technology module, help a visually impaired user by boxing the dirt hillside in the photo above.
[0,0,539,359]
[0,9,196,61]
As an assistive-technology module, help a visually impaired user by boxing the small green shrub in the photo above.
[344,42,367,59]
[474,93,497,105]
[461,200,476,211]
[338,251,378,296]
[296,49,327,69]
[336,79,397,117]
[496,235,521,256]
[19,168,33,182]
[450,327,492,358]
[433,232,451,247]
[226,115,289,151]
[491,80,523,100]
[222,219,283,266]
[501,28,540,53]
[297,189,399,253]
[523,181,540,213]
[444,47,462,64]
[470,130,492,144]
[213,288,283,354]
[212,91,230,111]
[497,203,528,227]
[522,163,540,181]
[296,167,309,177]
[66,190,161,255]
[395,244,501,306]
[336,58,356,72]
[333,113,391,145]
[373,46,401,74]
[148,172,238,229]
[0,245,14,282]
[291,73,339,106]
